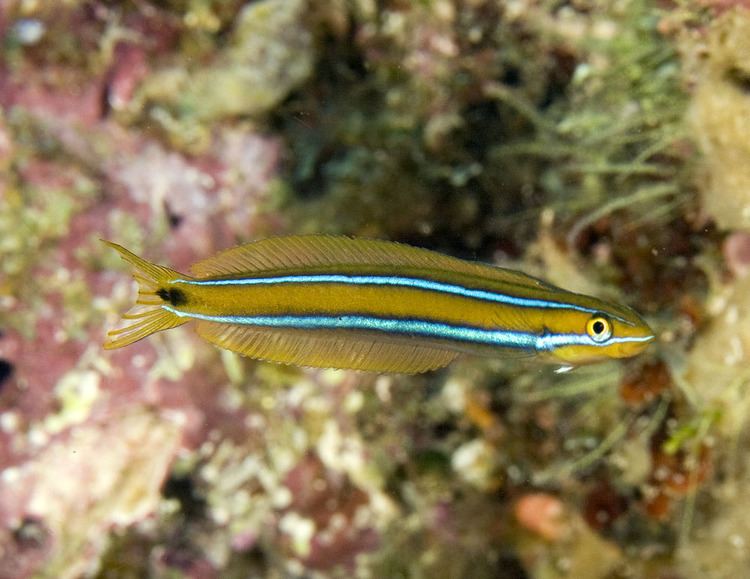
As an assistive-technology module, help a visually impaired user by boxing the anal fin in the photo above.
[195,321,458,374]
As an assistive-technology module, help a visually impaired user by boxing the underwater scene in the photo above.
[2,0,750,577]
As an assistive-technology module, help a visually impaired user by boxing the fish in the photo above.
[102,235,654,373]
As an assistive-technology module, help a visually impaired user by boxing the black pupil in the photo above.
[593,320,605,334]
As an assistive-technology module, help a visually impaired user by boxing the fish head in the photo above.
[544,301,654,365]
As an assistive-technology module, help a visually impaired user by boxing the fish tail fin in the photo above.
[101,240,190,349]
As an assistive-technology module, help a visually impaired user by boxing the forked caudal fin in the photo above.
[102,240,189,349]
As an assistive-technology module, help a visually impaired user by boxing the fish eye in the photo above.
[586,315,612,343]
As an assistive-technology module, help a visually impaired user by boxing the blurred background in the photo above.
[2,0,750,577]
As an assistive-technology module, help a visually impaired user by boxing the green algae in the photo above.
[270,0,691,271]
[491,0,688,228]
[0,116,100,339]
[128,0,314,152]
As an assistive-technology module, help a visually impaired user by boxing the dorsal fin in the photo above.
[190,235,554,290]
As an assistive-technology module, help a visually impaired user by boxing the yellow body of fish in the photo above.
[103,235,653,373]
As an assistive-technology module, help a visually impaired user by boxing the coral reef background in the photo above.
[2,1,750,577]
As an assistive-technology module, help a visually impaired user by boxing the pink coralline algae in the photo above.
[723,231,750,278]
[104,42,150,113]
[0,3,285,574]
[278,453,380,571]
[0,409,184,579]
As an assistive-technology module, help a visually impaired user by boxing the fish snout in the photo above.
[615,327,655,358]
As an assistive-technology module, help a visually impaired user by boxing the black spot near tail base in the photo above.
[157,287,187,307]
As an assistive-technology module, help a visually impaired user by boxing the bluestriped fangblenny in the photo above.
[102,236,654,373]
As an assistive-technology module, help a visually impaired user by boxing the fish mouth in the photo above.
[635,326,656,345]
[626,316,655,342]
[615,331,655,357]
[639,321,656,343]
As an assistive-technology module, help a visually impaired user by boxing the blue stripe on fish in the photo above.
[162,306,652,351]
[174,274,630,322]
